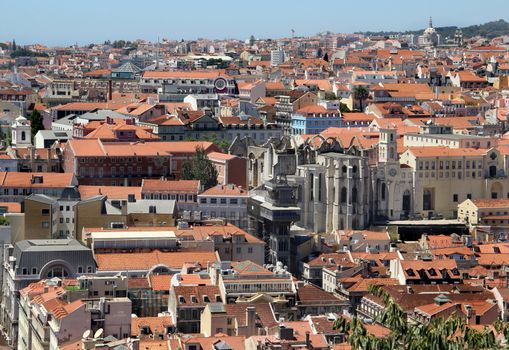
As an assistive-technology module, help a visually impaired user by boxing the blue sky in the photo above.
[2,0,509,46]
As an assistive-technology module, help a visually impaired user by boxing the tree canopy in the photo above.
[181,146,218,190]
[352,86,369,112]
[333,284,506,350]
[29,109,44,141]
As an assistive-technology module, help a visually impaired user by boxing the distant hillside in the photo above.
[358,19,509,40]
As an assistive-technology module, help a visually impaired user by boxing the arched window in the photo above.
[352,165,358,174]
[352,187,358,204]
[21,131,26,141]
[342,165,347,174]
[341,187,347,204]
[381,183,386,201]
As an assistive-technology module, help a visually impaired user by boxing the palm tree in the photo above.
[352,85,369,112]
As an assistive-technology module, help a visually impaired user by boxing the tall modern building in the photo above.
[270,48,285,67]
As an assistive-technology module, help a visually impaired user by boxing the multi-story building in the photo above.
[301,252,354,287]
[399,146,508,219]
[141,179,200,214]
[140,70,237,101]
[208,152,248,189]
[390,259,462,285]
[7,147,63,173]
[335,229,391,253]
[168,285,222,333]
[63,139,220,186]
[0,239,96,347]
[0,172,78,203]
[197,184,249,230]
[200,302,277,337]
[270,48,285,67]
[74,195,177,240]
[458,198,509,241]
[210,261,297,308]
[291,103,342,135]
[17,194,79,242]
[17,276,132,350]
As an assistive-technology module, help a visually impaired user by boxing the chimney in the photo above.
[305,331,310,348]
[108,80,113,101]
[246,306,256,335]
[214,267,220,286]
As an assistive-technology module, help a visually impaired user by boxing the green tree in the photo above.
[352,86,369,112]
[323,91,337,101]
[334,284,502,350]
[181,146,218,190]
[339,103,351,113]
[29,109,44,140]
[186,134,230,153]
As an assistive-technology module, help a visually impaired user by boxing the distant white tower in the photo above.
[11,115,31,148]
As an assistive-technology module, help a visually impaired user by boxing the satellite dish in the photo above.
[83,330,91,339]
[94,328,104,339]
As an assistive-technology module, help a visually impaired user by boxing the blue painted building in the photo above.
[291,102,342,135]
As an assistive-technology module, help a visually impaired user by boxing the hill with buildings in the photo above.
[359,19,509,39]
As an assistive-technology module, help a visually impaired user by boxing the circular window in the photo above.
[214,78,227,91]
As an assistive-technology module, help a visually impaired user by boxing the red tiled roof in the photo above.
[95,250,218,271]
[141,179,200,193]
[0,172,75,189]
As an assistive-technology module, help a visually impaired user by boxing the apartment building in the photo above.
[141,179,200,213]
[63,139,220,185]
[208,152,248,189]
[0,172,78,202]
[197,184,249,230]
[74,195,177,240]
[140,70,236,101]
[0,239,96,347]
[168,285,222,333]
[291,103,342,135]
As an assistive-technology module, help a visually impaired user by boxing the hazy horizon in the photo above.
[2,0,509,46]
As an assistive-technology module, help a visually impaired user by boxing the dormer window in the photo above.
[178,296,185,303]
[203,295,210,303]
[191,295,198,303]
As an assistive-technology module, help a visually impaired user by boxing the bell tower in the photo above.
[378,127,397,163]
[11,115,32,148]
